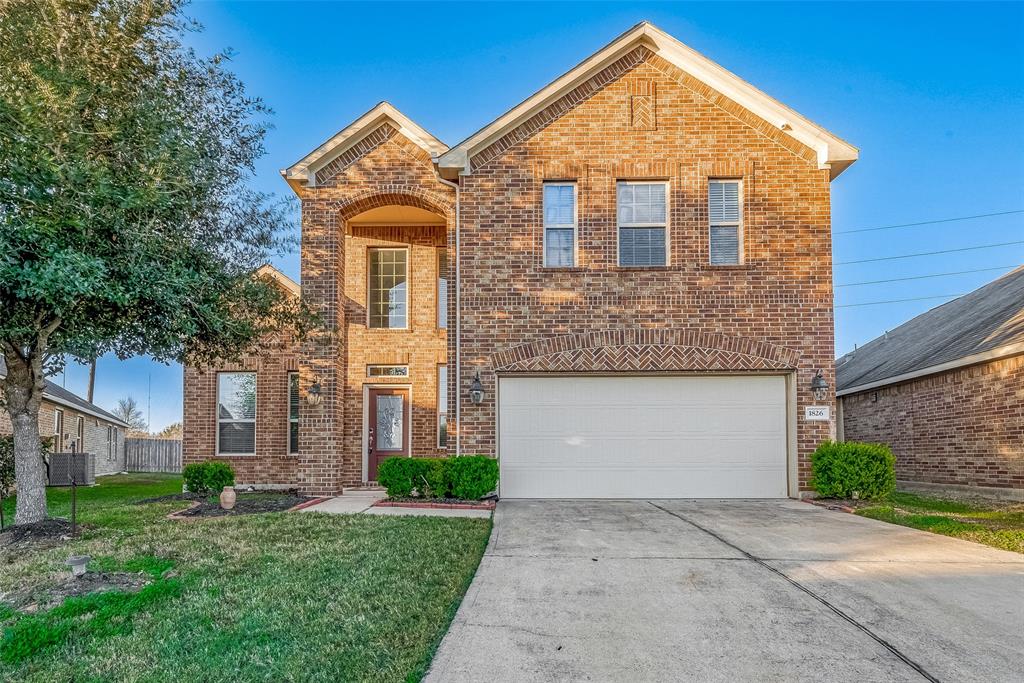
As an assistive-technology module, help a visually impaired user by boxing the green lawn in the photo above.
[856,491,1024,554]
[1,474,492,682]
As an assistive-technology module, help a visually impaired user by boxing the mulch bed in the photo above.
[171,491,308,518]
[0,518,79,554]
[1,571,152,613]
[374,497,496,510]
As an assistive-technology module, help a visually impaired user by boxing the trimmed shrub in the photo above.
[449,456,499,500]
[182,461,236,494]
[377,455,498,500]
[811,440,896,500]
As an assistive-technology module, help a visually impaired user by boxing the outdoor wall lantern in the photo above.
[810,370,829,402]
[469,372,485,405]
[306,375,323,406]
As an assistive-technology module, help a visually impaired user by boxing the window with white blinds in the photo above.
[217,372,256,455]
[709,179,741,265]
[617,181,668,266]
[543,183,576,267]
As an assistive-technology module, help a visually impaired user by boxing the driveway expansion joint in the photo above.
[648,502,942,683]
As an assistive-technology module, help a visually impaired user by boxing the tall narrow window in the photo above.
[217,372,256,455]
[437,248,448,329]
[368,248,408,329]
[54,408,64,448]
[617,181,668,266]
[709,179,742,265]
[288,372,299,454]
[543,182,576,267]
[106,425,114,460]
[437,365,448,448]
[76,416,84,452]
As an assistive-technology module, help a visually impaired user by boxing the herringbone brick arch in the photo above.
[491,330,800,373]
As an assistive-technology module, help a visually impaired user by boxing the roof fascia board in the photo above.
[437,22,858,179]
[836,342,1024,397]
[44,392,130,428]
[256,264,300,297]
[283,102,448,187]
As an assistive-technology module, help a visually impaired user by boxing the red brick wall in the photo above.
[182,335,300,486]
[841,355,1024,491]
[455,47,835,490]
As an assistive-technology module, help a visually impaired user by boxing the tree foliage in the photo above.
[0,0,314,523]
[113,396,149,435]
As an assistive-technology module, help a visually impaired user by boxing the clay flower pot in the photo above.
[220,486,237,510]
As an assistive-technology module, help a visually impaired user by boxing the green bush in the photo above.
[811,440,896,500]
[377,455,498,500]
[448,456,499,500]
[182,461,235,494]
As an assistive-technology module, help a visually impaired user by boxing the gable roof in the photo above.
[0,357,130,428]
[281,102,448,191]
[836,267,1024,396]
[256,264,300,297]
[436,21,858,180]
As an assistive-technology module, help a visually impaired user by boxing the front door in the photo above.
[367,387,410,480]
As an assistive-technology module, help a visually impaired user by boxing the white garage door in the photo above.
[498,375,788,499]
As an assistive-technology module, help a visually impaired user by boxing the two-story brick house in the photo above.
[183,22,858,498]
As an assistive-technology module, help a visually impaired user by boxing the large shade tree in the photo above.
[0,0,310,523]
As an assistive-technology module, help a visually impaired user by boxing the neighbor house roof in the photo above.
[281,101,448,191]
[436,21,859,180]
[0,357,130,427]
[256,264,300,297]
[836,267,1024,396]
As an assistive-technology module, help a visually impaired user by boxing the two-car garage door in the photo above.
[498,375,789,498]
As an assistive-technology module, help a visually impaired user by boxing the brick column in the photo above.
[297,199,346,495]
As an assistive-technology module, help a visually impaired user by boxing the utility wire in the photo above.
[837,294,963,308]
[835,265,1020,288]
[835,240,1024,265]
[835,209,1024,235]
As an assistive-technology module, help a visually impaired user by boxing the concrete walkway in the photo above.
[427,499,1024,682]
[299,492,491,518]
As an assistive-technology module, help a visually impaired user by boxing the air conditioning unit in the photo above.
[47,452,96,486]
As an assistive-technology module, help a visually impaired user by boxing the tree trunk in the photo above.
[87,356,96,402]
[2,352,48,525]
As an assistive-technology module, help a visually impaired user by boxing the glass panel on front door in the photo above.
[376,394,404,450]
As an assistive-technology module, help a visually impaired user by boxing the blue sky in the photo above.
[57,1,1024,431]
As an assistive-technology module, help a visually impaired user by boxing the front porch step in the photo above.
[343,485,385,497]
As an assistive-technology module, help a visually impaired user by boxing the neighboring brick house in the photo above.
[838,267,1024,500]
[184,22,859,498]
[0,359,129,477]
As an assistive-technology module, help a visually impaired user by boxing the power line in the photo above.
[835,265,1020,288]
[835,209,1024,235]
[837,294,963,308]
[835,240,1024,265]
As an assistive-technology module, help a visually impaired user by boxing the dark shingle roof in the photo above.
[0,357,128,426]
[836,266,1024,393]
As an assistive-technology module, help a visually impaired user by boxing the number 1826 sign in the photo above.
[804,406,830,421]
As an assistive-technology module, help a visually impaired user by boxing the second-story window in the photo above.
[543,182,576,267]
[709,179,742,265]
[617,180,668,266]
[369,248,408,329]
[437,248,448,329]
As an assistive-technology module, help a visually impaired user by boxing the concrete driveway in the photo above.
[426,500,1024,682]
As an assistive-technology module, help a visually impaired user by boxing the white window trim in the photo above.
[708,178,743,265]
[367,247,410,330]
[616,179,670,267]
[216,371,257,457]
[437,364,448,449]
[542,181,578,268]
[366,365,410,377]
[287,371,300,455]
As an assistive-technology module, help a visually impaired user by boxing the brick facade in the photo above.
[840,355,1024,492]
[0,400,126,476]
[183,31,846,495]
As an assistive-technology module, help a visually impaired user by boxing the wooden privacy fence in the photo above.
[125,438,182,473]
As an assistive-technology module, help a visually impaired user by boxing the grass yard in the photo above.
[855,491,1024,554]
[0,474,492,682]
